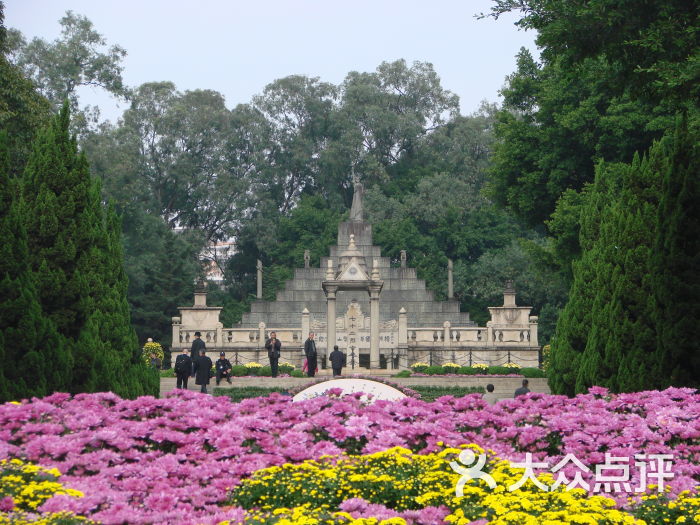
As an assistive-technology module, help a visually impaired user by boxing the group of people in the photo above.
[173,332,234,393]
[482,379,531,405]
[302,332,347,378]
[172,331,348,393]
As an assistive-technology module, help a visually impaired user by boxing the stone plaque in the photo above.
[292,378,407,403]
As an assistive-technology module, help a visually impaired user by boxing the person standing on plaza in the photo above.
[174,348,192,389]
[265,331,282,378]
[483,383,498,405]
[304,332,318,378]
[329,345,346,377]
[190,331,205,376]
[514,379,530,398]
[193,349,213,394]
[215,351,232,385]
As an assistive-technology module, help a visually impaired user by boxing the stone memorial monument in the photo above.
[172,175,539,372]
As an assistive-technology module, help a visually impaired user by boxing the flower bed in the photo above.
[0,387,698,524]
[402,364,546,378]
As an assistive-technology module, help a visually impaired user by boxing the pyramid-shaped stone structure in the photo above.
[239,220,473,329]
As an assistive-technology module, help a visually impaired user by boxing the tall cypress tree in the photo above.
[552,118,698,395]
[0,131,66,401]
[548,162,621,396]
[653,116,700,388]
[21,104,157,397]
[584,150,661,393]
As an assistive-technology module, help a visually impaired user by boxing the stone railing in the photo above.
[407,324,537,348]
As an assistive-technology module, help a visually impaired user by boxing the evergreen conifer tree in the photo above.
[653,116,700,388]
[548,162,621,395]
[21,104,157,397]
[552,118,697,394]
[0,131,66,401]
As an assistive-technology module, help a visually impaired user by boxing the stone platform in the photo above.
[160,374,550,402]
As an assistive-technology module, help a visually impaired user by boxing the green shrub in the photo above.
[159,369,175,378]
[259,365,272,376]
[488,366,511,375]
[458,366,478,375]
[213,387,289,402]
[442,363,460,374]
[425,366,444,375]
[290,369,305,378]
[410,362,429,373]
[394,370,411,378]
[279,363,295,374]
[231,365,248,377]
[521,367,547,378]
[409,385,485,402]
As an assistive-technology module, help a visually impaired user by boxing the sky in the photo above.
[4,0,539,123]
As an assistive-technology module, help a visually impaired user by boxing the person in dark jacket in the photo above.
[190,331,206,376]
[514,379,530,398]
[304,332,318,377]
[265,331,282,378]
[193,349,213,393]
[174,348,192,389]
[329,345,346,377]
[215,351,232,385]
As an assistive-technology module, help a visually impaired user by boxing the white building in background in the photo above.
[200,239,235,283]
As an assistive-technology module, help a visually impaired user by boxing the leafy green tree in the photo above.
[8,11,128,118]
[249,75,338,213]
[325,60,459,198]
[488,48,672,229]
[483,0,699,107]
[85,82,248,244]
[576,153,660,393]
[121,209,200,345]
[0,6,51,175]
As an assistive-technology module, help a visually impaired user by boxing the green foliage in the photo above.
[230,365,248,377]
[0,131,64,401]
[9,11,128,119]
[18,104,157,398]
[408,386,485,402]
[0,23,51,177]
[551,116,699,394]
[520,367,546,379]
[483,0,699,107]
[424,365,444,375]
[213,386,289,402]
[278,363,295,374]
[652,115,700,389]
[393,370,411,378]
[487,366,511,375]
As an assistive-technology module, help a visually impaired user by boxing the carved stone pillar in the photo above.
[258,321,265,362]
[325,285,338,352]
[369,284,382,369]
[172,317,181,350]
[448,259,454,299]
[301,308,310,342]
[398,307,408,369]
[256,259,263,299]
